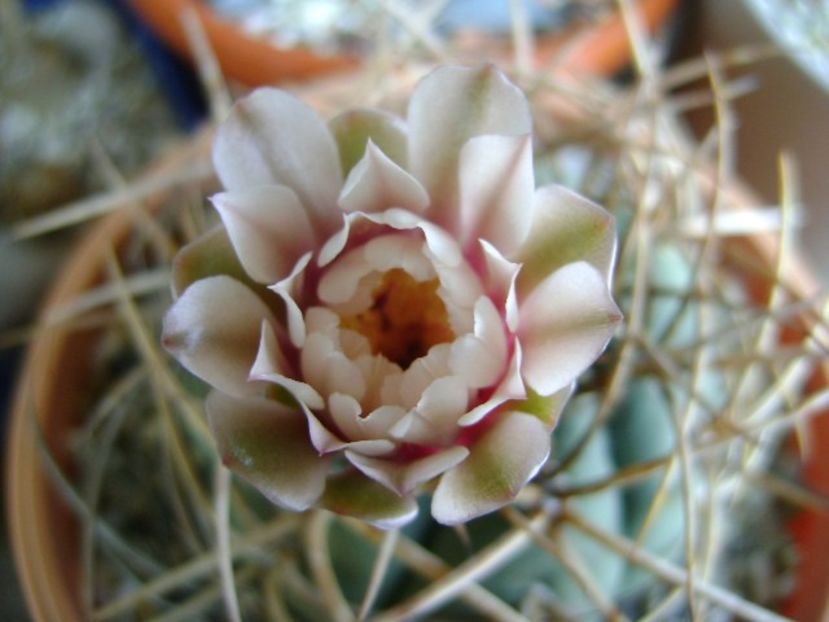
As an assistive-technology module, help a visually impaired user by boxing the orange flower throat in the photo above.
[341,268,454,369]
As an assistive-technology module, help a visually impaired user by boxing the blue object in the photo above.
[110,0,208,131]
[437,0,564,34]
[23,0,62,12]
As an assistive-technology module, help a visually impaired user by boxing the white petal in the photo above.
[329,108,408,174]
[329,392,363,440]
[457,395,508,428]
[432,411,550,525]
[458,342,526,426]
[330,208,462,267]
[250,320,291,376]
[299,401,345,454]
[357,355,404,412]
[480,239,521,331]
[399,343,452,409]
[458,134,534,256]
[211,185,316,284]
[416,375,469,427]
[449,336,498,389]
[474,295,508,364]
[268,252,311,348]
[326,354,366,401]
[249,322,325,409]
[303,306,340,334]
[448,297,507,389]
[317,215,350,267]
[343,439,397,457]
[345,450,398,492]
[346,446,469,496]
[300,332,334,394]
[213,88,342,234]
[519,261,622,395]
[255,372,325,411]
[370,207,422,229]
[361,404,408,438]
[207,391,328,511]
[408,65,532,232]
[330,388,407,442]
[339,329,372,359]
[419,221,462,267]
[402,446,470,494]
[316,245,371,305]
[162,276,271,399]
[300,333,366,402]
[517,185,617,295]
[363,235,434,280]
[317,233,435,307]
[391,376,469,446]
[497,340,527,402]
[339,141,429,213]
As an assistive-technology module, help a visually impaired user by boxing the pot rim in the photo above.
[129,0,679,86]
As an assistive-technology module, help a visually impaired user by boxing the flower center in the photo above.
[340,268,454,369]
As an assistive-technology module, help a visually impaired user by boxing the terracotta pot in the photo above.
[130,0,679,86]
[6,133,213,622]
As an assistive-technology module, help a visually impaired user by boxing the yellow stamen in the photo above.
[341,268,454,369]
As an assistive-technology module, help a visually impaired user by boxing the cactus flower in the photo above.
[162,65,621,528]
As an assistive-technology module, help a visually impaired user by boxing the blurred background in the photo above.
[1,0,826,618]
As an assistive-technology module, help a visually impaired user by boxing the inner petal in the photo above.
[340,268,454,369]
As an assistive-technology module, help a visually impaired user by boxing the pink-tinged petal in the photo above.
[250,320,290,376]
[316,208,426,268]
[299,401,346,455]
[213,88,342,234]
[329,393,406,445]
[346,446,469,496]
[250,322,325,410]
[432,411,550,525]
[318,234,434,306]
[343,439,397,457]
[301,333,367,402]
[449,297,507,389]
[207,391,328,511]
[417,375,469,428]
[171,226,253,298]
[391,376,469,446]
[338,141,429,214]
[162,276,272,399]
[361,404,408,438]
[338,207,464,269]
[211,185,316,284]
[317,215,349,267]
[458,134,533,256]
[408,65,532,232]
[517,185,617,296]
[328,392,364,439]
[519,261,622,396]
[321,469,418,530]
[304,306,340,334]
[355,355,402,412]
[398,343,452,409]
[418,219,463,267]
[362,234,434,279]
[479,239,521,332]
[268,252,311,348]
[402,446,470,494]
[329,108,408,175]
[458,342,526,427]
